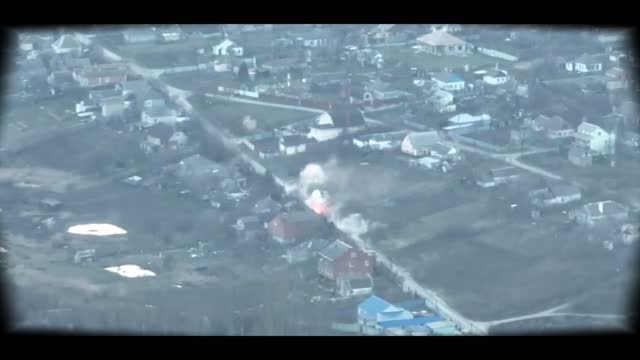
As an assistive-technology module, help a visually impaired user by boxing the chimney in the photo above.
[598,201,604,214]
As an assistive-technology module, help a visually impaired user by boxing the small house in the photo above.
[401,131,441,157]
[124,28,158,44]
[573,121,616,156]
[267,211,324,245]
[243,137,281,159]
[279,135,315,156]
[285,238,329,264]
[566,54,604,73]
[307,107,367,142]
[526,115,575,139]
[213,39,243,57]
[337,275,374,297]
[233,216,267,243]
[73,249,96,264]
[416,30,468,56]
[476,166,521,188]
[481,68,509,85]
[101,96,126,118]
[529,183,582,208]
[431,72,465,92]
[353,131,408,151]
[317,240,375,281]
[51,34,82,55]
[569,200,629,226]
[357,295,413,330]
[141,123,174,154]
[73,64,128,88]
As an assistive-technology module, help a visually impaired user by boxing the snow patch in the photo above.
[67,224,127,236]
[105,265,156,278]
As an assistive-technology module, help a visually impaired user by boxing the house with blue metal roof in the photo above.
[431,72,466,92]
[357,295,413,329]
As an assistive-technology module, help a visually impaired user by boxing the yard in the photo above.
[119,38,214,69]
[161,71,239,94]
[190,94,316,136]
[378,46,511,72]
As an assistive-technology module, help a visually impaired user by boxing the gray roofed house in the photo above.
[51,34,81,54]
[529,182,582,208]
[401,131,441,156]
[570,200,629,226]
[124,28,158,44]
[285,238,330,264]
[318,239,353,261]
[417,30,468,56]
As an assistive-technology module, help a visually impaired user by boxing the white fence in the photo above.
[217,86,260,99]
[476,47,518,62]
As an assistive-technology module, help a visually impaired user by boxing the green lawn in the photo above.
[189,94,315,136]
[378,46,510,71]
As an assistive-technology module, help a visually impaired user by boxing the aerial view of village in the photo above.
[1,24,638,335]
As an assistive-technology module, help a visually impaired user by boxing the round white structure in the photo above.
[67,224,128,236]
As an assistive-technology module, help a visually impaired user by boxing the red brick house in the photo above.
[73,64,128,88]
[317,240,375,281]
[267,210,323,244]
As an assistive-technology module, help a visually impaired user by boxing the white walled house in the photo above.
[401,131,441,157]
[573,121,615,155]
[213,39,243,56]
[482,69,509,85]
[566,54,603,73]
[101,96,126,118]
[431,72,465,92]
[307,108,366,142]
[279,135,313,156]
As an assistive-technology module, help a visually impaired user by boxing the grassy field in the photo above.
[189,94,315,136]
[120,38,213,69]
[161,71,238,94]
[378,46,510,71]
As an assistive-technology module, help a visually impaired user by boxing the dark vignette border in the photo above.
[0,0,638,339]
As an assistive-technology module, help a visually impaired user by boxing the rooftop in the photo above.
[417,30,466,47]
[358,295,395,315]
[52,34,80,50]
[377,314,444,329]
[318,239,353,261]
[432,72,464,84]
[584,201,628,217]
[405,131,441,148]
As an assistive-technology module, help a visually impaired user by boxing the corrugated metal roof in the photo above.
[358,295,394,315]
[417,30,466,47]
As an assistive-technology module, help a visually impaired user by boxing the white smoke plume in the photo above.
[242,115,257,131]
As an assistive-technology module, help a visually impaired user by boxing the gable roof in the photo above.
[52,35,80,50]
[584,201,628,217]
[318,239,353,261]
[575,53,604,65]
[577,121,605,136]
[549,183,581,198]
[417,30,466,47]
[405,131,441,148]
[358,295,395,315]
[432,72,464,84]
[281,134,315,147]
[252,137,280,154]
